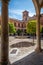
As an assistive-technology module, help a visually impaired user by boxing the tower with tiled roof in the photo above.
[22,10,29,21]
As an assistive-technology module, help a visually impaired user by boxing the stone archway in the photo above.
[32,0,43,52]
[1,0,43,65]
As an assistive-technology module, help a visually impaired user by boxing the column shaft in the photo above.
[1,1,9,65]
[36,14,41,52]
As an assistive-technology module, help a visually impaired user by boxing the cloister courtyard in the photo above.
[0,0,43,65]
[0,36,43,65]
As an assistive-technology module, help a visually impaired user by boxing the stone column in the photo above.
[35,11,41,52]
[1,0,9,65]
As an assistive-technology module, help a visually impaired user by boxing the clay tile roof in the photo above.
[23,10,29,13]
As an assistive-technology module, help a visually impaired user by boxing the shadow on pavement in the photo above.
[12,51,43,65]
[10,42,35,48]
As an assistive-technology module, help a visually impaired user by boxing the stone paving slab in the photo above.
[0,36,43,65]
[12,51,43,65]
[9,47,35,64]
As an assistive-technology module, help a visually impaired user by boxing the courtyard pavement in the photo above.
[12,51,43,65]
[9,36,43,64]
[0,36,43,65]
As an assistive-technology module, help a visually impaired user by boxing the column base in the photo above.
[35,47,42,53]
[1,61,11,65]
[8,61,11,65]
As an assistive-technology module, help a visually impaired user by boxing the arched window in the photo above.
[14,23,16,26]
[22,24,23,28]
[18,23,20,27]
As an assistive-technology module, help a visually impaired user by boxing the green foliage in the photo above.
[41,27,43,33]
[40,26,42,33]
[26,20,36,34]
[9,22,16,34]
[17,29,22,35]
[26,20,42,34]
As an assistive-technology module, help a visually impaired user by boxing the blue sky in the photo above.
[0,0,43,20]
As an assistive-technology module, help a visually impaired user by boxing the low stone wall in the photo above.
[15,36,29,39]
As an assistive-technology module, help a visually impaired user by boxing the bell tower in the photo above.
[22,10,29,21]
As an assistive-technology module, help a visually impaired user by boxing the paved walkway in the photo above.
[9,37,36,64]
[9,37,43,64]
[12,51,43,65]
[0,36,43,65]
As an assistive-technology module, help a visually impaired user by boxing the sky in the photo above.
[0,0,43,20]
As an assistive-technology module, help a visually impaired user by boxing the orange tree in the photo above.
[0,23,16,36]
[9,22,16,35]
[26,20,42,44]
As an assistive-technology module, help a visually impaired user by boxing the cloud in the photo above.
[41,9,43,13]
[29,12,36,17]
[0,7,1,10]
[0,7,1,15]
[9,9,24,20]
[9,9,36,16]
[9,14,18,19]
[9,9,36,20]
[9,9,24,15]
[27,9,36,17]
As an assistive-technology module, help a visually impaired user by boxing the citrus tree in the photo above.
[17,29,22,35]
[26,20,36,44]
[26,20,36,34]
[26,20,42,44]
[9,22,16,35]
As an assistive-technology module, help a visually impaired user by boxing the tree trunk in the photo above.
[32,34,34,45]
